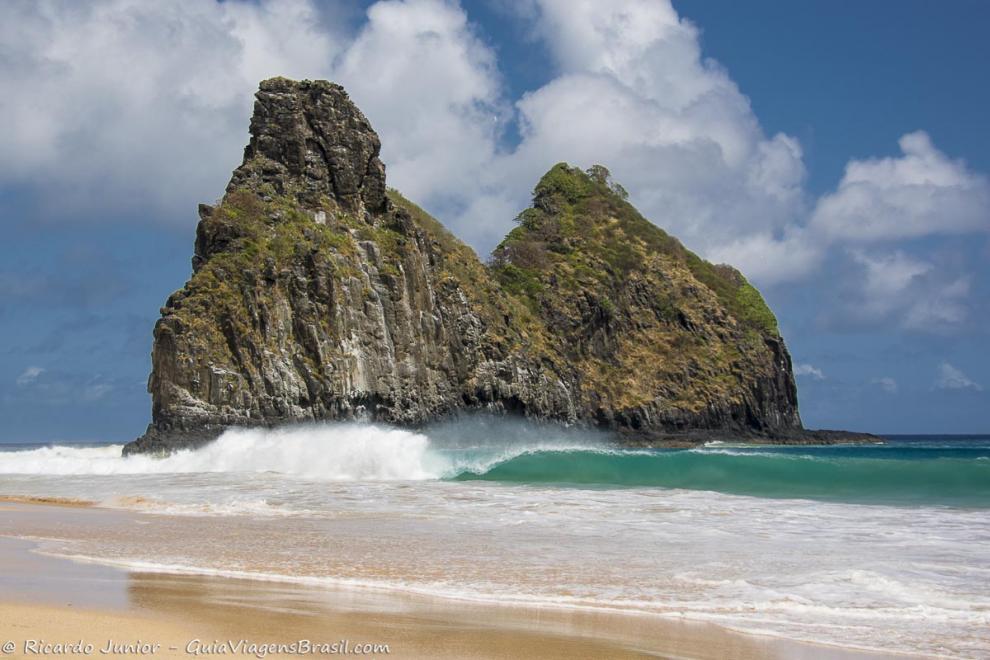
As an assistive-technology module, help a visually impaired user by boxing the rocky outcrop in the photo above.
[125,77,810,454]
[226,78,387,218]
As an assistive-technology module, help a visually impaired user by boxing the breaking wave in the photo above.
[0,425,444,480]
[2,421,989,506]
[456,447,990,506]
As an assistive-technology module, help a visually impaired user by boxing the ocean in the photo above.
[1,420,988,657]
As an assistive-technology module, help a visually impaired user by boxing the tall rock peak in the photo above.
[227,77,387,216]
[123,77,848,456]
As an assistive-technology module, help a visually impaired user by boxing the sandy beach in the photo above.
[0,501,908,660]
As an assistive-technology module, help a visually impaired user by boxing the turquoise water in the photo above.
[1,428,988,656]
[2,433,988,507]
[453,435,990,507]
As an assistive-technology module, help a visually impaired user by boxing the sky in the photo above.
[0,0,987,442]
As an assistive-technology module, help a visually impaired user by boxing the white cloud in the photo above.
[794,363,825,380]
[0,0,509,237]
[0,0,341,219]
[723,130,990,292]
[15,366,44,386]
[934,362,983,392]
[872,377,898,394]
[707,230,822,285]
[1,0,987,318]
[839,250,971,331]
[811,132,990,243]
[853,250,932,300]
[493,0,806,259]
[902,276,971,330]
[332,0,506,240]
[470,2,986,301]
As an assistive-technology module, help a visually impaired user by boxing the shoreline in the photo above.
[0,495,96,507]
[0,502,908,659]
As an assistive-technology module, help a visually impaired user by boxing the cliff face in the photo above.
[126,77,802,454]
[489,164,801,437]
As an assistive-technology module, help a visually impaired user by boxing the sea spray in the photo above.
[2,423,990,506]
[0,424,443,479]
[0,417,609,481]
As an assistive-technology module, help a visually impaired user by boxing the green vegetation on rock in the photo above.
[493,163,780,336]
[128,78,801,455]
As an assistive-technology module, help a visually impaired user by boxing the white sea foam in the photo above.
[3,426,989,657]
[103,495,315,518]
[0,425,446,479]
[0,421,609,481]
[35,545,990,657]
[7,482,990,657]
[689,446,820,459]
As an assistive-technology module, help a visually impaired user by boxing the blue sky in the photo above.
[1,0,987,442]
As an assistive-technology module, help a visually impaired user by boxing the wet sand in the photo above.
[0,502,907,659]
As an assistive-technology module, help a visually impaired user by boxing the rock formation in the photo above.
[125,77,817,454]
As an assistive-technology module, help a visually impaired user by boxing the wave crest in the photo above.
[457,447,990,506]
[0,418,606,482]
[3,424,988,506]
[0,424,443,480]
